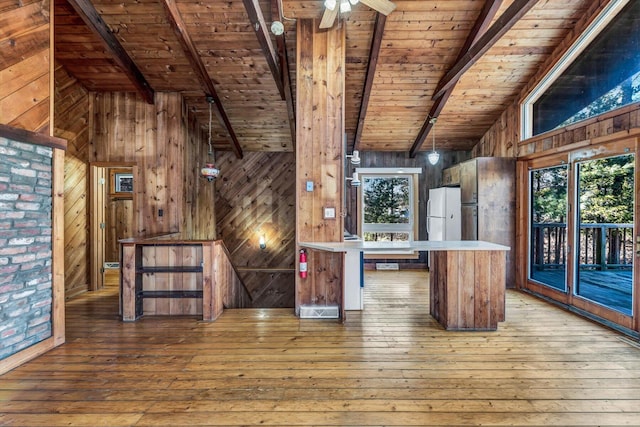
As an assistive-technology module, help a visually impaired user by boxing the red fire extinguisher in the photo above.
[299,249,308,279]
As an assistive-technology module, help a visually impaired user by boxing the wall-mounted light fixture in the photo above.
[346,150,361,165]
[259,235,266,250]
[346,171,361,187]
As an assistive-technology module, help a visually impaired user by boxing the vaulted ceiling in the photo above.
[54,0,596,156]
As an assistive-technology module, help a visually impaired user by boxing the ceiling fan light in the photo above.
[324,0,336,10]
[349,0,359,4]
[428,151,440,166]
[340,0,351,13]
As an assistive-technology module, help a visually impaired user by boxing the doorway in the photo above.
[89,163,135,291]
[525,139,637,330]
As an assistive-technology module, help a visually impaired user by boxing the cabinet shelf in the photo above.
[138,290,203,299]
[135,266,202,274]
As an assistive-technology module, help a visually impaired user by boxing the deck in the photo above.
[531,268,633,314]
[1,271,640,426]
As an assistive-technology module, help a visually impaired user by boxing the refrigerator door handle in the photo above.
[427,216,430,234]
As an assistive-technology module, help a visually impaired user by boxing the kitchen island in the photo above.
[299,240,510,331]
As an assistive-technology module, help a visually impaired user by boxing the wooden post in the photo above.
[295,20,345,315]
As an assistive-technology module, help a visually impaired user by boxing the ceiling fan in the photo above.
[320,0,396,29]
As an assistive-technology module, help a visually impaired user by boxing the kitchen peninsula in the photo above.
[299,240,510,331]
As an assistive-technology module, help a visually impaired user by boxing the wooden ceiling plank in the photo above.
[410,0,504,157]
[352,12,385,153]
[65,0,155,104]
[271,0,296,149]
[162,0,243,159]
[432,0,540,101]
[243,0,285,100]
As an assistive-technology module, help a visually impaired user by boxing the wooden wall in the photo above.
[344,150,470,268]
[89,91,214,242]
[295,20,345,313]
[0,0,51,133]
[215,151,296,308]
[54,63,90,298]
[181,116,216,242]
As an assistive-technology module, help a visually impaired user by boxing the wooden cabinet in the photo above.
[441,163,461,186]
[459,157,515,286]
[430,249,506,330]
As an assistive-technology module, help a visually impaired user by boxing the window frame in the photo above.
[521,0,631,140]
[356,168,421,256]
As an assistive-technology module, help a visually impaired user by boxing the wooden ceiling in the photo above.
[54,0,597,155]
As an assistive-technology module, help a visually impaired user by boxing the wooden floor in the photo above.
[1,271,640,426]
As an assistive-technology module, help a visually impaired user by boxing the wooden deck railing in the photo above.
[531,222,633,271]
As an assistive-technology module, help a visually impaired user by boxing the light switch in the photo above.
[306,181,314,192]
[324,207,336,219]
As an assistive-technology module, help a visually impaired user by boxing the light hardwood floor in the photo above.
[1,270,640,426]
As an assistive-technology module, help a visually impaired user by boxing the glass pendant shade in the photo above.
[324,0,336,10]
[428,151,440,165]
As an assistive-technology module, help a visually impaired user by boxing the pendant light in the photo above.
[427,117,440,165]
[200,97,220,181]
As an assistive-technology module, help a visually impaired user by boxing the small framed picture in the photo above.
[110,169,133,197]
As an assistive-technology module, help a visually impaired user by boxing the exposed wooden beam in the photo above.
[244,0,285,100]
[65,0,155,104]
[352,13,386,153]
[410,0,503,157]
[162,0,243,159]
[432,0,540,100]
[271,0,296,149]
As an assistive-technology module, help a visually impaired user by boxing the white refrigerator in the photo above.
[427,187,461,241]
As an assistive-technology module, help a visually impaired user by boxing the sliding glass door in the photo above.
[530,164,568,291]
[574,154,634,315]
[527,143,636,327]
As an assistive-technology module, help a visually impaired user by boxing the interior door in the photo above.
[89,165,107,291]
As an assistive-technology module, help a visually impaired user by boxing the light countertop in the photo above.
[299,240,510,252]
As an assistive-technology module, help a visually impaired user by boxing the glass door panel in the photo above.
[575,154,634,315]
[529,165,569,291]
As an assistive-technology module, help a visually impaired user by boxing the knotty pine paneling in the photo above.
[55,63,90,299]
[90,92,184,237]
[295,20,345,313]
[89,91,218,247]
[0,0,51,133]
[181,114,216,241]
[215,151,295,308]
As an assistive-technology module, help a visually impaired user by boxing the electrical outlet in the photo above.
[158,209,164,217]
[323,207,336,219]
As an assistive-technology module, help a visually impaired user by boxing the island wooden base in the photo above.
[430,250,506,331]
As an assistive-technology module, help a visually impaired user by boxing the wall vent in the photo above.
[299,304,340,319]
[376,263,399,270]
[104,262,120,269]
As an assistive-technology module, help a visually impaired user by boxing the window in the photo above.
[358,168,421,243]
[522,0,635,138]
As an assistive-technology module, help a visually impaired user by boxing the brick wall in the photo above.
[0,137,53,360]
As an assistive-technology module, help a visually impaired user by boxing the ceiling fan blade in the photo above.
[360,0,396,15]
[319,6,338,29]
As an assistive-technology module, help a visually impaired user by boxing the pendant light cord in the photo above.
[208,100,213,156]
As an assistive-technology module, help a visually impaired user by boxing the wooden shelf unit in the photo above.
[120,239,223,321]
